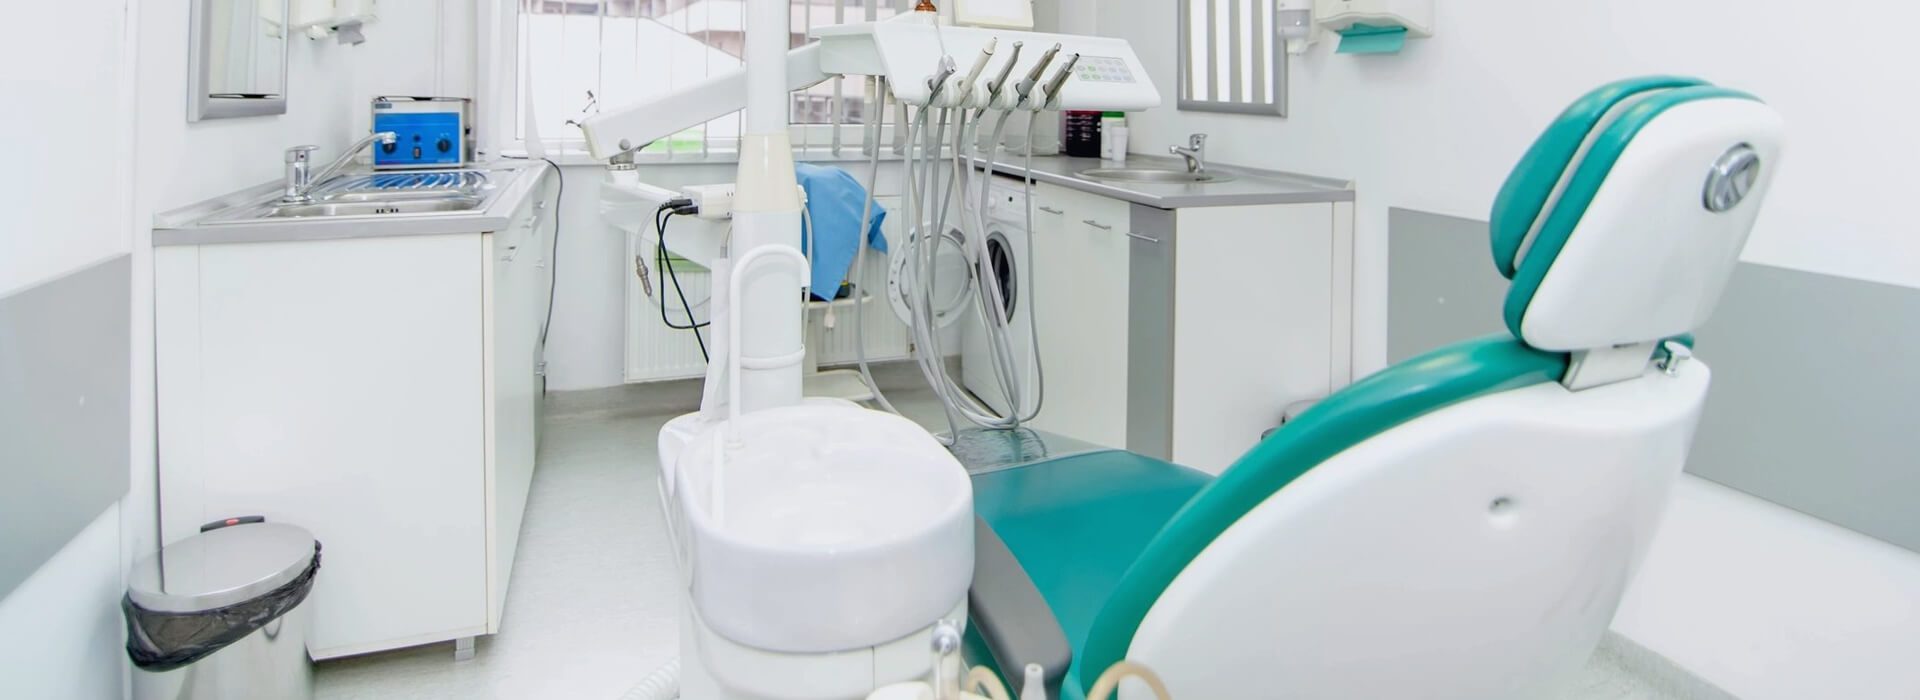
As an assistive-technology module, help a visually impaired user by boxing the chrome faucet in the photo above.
[282,132,398,203]
[1170,133,1208,174]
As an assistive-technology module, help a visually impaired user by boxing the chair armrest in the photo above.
[969,516,1072,691]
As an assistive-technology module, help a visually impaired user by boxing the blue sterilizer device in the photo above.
[371,97,473,170]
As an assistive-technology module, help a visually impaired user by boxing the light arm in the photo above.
[577,43,834,161]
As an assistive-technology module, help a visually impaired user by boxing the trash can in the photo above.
[123,520,322,700]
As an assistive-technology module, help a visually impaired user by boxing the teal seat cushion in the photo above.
[971,450,1212,696]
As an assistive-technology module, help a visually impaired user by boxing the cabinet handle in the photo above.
[1037,205,1065,215]
[1083,219,1114,231]
[1126,232,1162,244]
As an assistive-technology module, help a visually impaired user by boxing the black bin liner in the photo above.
[123,543,322,672]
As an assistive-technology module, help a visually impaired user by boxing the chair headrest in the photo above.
[1488,77,1785,352]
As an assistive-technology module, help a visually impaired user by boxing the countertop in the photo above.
[153,160,552,247]
[975,153,1353,209]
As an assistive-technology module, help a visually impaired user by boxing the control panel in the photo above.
[1073,56,1137,84]
[371,97,471,170]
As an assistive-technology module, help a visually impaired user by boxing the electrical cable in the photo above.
[656,204,711,361]
[537,158,565,351]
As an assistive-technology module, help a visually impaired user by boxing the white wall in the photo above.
[1102,3,1920,696]
[1105,1,1920,373]
[545,162,630,391]
[0,0,139,695]
[0,1,463,694]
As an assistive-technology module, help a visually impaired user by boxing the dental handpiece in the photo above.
[955,38,997,106]
[1041,53,1082,111]
[1013,43,1063,104]
[924,56,958,103]
[978,41,1024,115]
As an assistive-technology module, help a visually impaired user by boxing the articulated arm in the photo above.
[578,43,834,161]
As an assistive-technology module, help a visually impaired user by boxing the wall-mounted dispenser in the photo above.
[293,0,378,45]
[1314,0,1433,54]
[1276,0,1316,55]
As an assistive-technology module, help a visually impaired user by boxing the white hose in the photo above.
[619,657,681,700]
[851,77,900,415]
[898,105,1044,436]
[879,59,1052,441]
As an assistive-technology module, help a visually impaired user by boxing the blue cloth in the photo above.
[797,163,888,300]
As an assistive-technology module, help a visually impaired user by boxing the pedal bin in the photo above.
[123,521,321,700]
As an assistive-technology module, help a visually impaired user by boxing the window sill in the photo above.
[495,146,911,168]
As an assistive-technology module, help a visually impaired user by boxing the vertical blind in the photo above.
[517,0,907,156]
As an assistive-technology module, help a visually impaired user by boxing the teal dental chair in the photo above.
[966,77,1784,698]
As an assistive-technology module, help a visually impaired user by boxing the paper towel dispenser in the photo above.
[293,0,378,44]
[1315,0,1433,54]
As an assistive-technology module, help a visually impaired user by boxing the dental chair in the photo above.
[966,77,1783,698]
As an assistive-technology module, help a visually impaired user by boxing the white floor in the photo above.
[313,384,1728,699]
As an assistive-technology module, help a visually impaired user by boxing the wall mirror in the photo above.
[190,0,291,121]
[1178,0,1290,116]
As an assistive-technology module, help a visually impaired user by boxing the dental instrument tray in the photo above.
[371,96,473,170]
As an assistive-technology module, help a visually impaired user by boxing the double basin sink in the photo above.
[210,170,496,223]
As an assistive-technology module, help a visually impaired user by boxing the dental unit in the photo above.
[577,4,1160,699]
[573,1,1782,697]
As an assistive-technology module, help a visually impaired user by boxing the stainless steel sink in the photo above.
[202,168,499,223]
[260,197,485,219]
[1078,167,1236,184]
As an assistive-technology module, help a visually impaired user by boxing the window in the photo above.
[1177,0,1290,116]
[516,0,907,157]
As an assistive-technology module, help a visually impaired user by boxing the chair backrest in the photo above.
[1076,77,1784,696]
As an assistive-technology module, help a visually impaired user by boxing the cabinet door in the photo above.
[1169,204,1335,474]
[158,235,488,656]
[1028,184,1131,448]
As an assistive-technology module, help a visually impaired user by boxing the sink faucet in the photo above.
[283,132,398,203]
[1170,133,1208,174]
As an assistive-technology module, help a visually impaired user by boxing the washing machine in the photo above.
[961,175,1037,418]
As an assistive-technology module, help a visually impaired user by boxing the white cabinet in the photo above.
[1028,182,1132,448]
[1157,203,1351,473]
[155,189,554,659]
[1024,182,1354,474]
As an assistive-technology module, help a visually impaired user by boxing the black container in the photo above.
[1062,111,1104,158]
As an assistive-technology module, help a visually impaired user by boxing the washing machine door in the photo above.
[961,222,1034,418]
[888,226,974,329]
[978,228,1019,324]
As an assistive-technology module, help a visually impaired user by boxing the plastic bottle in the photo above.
[1100,112,1128,164]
